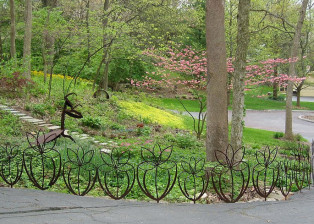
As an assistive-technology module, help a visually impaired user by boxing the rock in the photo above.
[47,126,61,130]
[100,148,112,153]
[201,193,208,199]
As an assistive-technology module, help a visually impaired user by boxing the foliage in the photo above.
[81,116,103,129]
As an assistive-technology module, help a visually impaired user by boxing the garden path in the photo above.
[0,104,112,153]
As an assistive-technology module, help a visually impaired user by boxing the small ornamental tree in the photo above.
[131,46,307,101]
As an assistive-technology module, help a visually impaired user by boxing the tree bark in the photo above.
[0,30,3,61]
[42,0,57,84]
[9,0,16,58]
[23,0,33,79]
[205,0,229,162]
[296,85,302,107]
[285,0,309,140]
[272,64,278,100]
[230,0,251,153]
[101,0,110,91]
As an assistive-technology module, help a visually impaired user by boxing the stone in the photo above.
[25,119,43,123]
[80,137,89,140]
[99,143,108,146]
[80,134,89,137]
[20,116,34,119]
[47,126,61,130]
[15,113,27,116]
[100,148,112,153]
[38,124,52,127]
[94,141,100,144]
[9,110,19,113]
[3,108,14,111]
[0,105,8,108]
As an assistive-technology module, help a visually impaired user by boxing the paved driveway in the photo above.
[229,110,314,141]
[0,187,314,224]
[184,110,314,141]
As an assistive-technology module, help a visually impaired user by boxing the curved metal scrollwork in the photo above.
[98,150,135,200]
[178,157,209,204]
[279,161,295,200]
[23,132,61,190]
[63,146,97,196]
[0,144,23,188]
[211,145,250,203]
[252,146,279,201]
[137,144,177,203]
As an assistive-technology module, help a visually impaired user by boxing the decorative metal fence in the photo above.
[0,132,312,204]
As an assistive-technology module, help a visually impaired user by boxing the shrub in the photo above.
[273,132,284,139]
[81,116,102,129]
[109,122,125,130]
[0,72,32,92]
[32,103,55,117]
[137,126,151,136]
[175,133,198,149]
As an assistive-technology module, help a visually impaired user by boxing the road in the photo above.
[0,187,314,224]
[183,110,314,141]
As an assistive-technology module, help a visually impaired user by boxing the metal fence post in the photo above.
[311,140,314,186]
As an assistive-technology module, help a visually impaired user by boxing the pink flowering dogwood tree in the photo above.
[131,46,306,101]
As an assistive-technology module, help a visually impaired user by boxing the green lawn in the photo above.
[148,87,314,112]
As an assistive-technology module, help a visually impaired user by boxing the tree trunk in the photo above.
[0,30,3,61]
[86,0,90,63]
[205,0,229,162]
[9,0,16,58]
[285,0,309,140]
[296,83,303,107]
[42,0,57,84]
[23,0,33,79]
[230,0,251,154]
[272,64,278,100]
[101,0,110,91]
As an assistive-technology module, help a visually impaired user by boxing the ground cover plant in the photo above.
[0,73,311,203]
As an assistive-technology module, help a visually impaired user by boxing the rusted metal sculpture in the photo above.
[93,89,110,100]
[279,161,295,200]
[23,131,61,190]
[62,146,97,196]
[211,145,250,203]
[252,146,279,201]
[0,144,23,188]
[178,157,209,204]
[137,144,177,203]
[98,150,135,200]
[293,144,310,192]
[34,93,83,146]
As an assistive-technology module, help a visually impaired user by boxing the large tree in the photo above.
[285,0,309,140]
[230,0,251,153]
[205,0,228,162]
[23,0,33,79]
[9,0,16,58]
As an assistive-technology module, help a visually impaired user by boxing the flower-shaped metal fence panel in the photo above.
[63,146,97,196]
[98,150,135,200]
[0,144,23,188]
[178,157,209,204]
[252,146,279,201]
[137,144,177,203]
[23,132,61,190]
[292,144,311,192]
[278,161,295,200]
[211,145,250,203]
